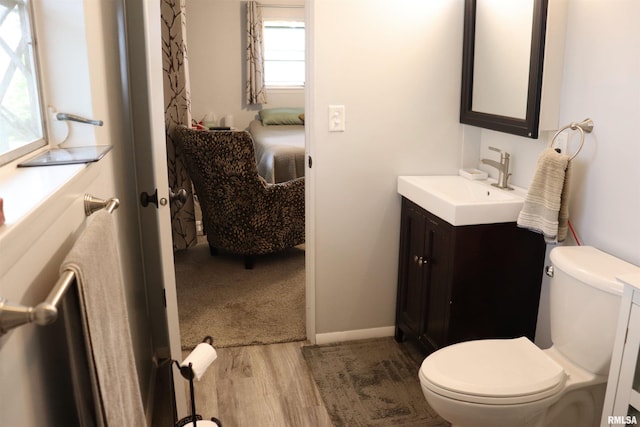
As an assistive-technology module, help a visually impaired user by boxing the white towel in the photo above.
[517,148,571,243]
[61,210,145,426]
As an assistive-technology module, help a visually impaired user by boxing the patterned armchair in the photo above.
[175,126,305,269]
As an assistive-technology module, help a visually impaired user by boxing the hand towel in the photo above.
[61,210,145,426]
[517,147,571,243]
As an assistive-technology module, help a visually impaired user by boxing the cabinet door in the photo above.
[422,213,453,350]
[397,203,429,336]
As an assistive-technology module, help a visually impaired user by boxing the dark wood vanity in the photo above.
[395,197,546,354]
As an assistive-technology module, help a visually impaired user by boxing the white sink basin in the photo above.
[397,175,526,226]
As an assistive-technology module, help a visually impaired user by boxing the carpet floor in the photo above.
[302,337,450,427]
[174,242,306,349]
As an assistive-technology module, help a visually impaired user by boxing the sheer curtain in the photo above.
[162,0,197,250]
[246,1,268,105]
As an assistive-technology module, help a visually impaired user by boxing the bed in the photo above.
[249,108,305,184]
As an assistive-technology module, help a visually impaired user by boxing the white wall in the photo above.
[309,0,464,336]
[557,1,640,265]
[310,0,640,344]
[466,0,640,347]
[186,0,305,130]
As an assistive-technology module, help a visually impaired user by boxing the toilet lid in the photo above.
[420,337,566,404]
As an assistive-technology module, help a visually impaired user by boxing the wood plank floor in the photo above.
[183,341,333,427]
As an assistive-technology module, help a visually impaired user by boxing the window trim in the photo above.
[0,0,48,167]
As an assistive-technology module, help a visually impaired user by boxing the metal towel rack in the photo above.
[0,194,119,335]
[549,118,594,160]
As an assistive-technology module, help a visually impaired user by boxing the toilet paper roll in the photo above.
[223,114,234,128]
[180,342,217,381]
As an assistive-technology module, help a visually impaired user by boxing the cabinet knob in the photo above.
[413,255,428,266]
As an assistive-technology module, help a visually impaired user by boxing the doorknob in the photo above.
[140,189,158,208]
[141,188,187,208]
[413,255,429,267]
[169,188,188,207]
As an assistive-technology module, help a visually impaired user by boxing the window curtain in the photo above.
[161,0,197,250]
[246,1,267,105]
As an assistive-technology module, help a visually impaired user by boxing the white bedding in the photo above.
[249,119,305,184]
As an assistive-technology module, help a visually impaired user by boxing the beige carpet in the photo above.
[302,338,450,427]
[174,242,306,349]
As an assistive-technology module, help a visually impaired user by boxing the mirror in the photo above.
[460,0,549,139]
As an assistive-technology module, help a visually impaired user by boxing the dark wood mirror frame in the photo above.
[460,0,549,139]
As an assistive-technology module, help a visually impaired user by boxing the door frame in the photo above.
[304,0,316,344]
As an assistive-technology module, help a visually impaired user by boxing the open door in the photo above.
[124,0,187,420]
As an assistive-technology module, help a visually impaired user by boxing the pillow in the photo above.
[259,108,304,126]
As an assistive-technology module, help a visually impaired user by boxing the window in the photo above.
[263,20,305,87]
[0,0,45,166]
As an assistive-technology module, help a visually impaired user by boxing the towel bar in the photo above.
[0,194,119,335]
[549,118,594,161]
[56,112,104,127]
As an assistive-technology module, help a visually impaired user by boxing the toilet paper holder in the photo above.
[174,336,222,427]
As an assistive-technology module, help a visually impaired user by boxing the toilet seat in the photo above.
[420,337,567,405]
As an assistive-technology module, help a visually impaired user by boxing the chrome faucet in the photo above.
[481,147,513,190]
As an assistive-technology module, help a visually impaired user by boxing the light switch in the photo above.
[329,105,345,132]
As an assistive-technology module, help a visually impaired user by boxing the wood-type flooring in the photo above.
[184,341,333,427]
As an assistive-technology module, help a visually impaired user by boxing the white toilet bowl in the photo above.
[419,337,606,427]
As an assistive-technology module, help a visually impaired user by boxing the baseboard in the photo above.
[314,326,395,345]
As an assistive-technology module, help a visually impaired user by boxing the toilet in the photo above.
[418,246,640,427]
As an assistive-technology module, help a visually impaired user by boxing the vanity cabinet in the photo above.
[395,197,546,353]
[602,274,640,426]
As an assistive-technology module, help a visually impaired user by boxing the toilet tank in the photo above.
[550,246,640,376]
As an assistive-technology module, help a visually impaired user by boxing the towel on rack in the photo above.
[517,147,571,243]
[60,210,145,426]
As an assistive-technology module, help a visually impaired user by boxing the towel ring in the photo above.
[549,118,594,161]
